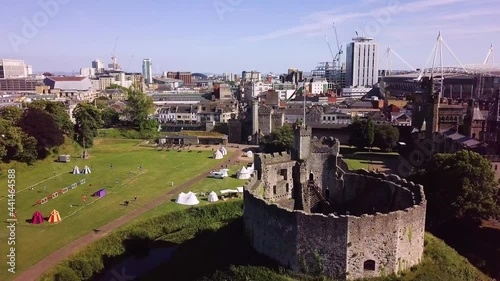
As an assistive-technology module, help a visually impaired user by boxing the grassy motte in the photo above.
[41,200,488,281]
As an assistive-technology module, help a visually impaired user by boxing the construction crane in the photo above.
[332,22,343,69]
[111,37,119,69]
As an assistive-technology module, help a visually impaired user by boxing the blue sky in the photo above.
[1,0,499,75]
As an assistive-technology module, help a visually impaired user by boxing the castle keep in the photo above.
[243,125,427,280]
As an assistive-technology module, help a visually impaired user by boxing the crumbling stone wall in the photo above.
[245,137,426,281]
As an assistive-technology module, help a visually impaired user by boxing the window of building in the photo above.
[279,169,288,180]
[363,260,376,271]
[309,173,314,182]
[273,185,277,195]
[286,183,290,193]
[495,165,497,170]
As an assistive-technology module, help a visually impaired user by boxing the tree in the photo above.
[27,100,74,136]
[73,103,103,148]
[260,125,294,153]
[19,108,64,159]
[0,106,23,124]
[409,150,499,227]
[348,117,374,149]
[101,107,120,128]
[125,89,155,128]
[374,124,400,152]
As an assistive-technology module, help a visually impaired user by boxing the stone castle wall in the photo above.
[243,167,426,280]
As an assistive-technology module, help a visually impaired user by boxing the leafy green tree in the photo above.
[348,117,374,149]
[125,89,155,128]
[19,108,64,159]
[0,106,23,124]
[260,125,294,153]
[410,150,500,227]
[101,107,120,128]
[374,124,400,152]
[73,103,103,148]
[27,100,74,136]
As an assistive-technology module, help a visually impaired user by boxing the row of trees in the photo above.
[0,87,157,164]
[0,101,71,164]
[73,87,157,148]
[348,117,400,151]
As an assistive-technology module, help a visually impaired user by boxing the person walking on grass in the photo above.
[171,181,174,187]
[44,185,46,191]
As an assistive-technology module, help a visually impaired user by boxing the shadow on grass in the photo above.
[137,218,279,281]
[433,222,500,280]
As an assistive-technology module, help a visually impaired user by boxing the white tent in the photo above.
[220,147,228,155]
[237,187,244,193]
[220,168,229,178]
[247,163,255,173]
[175,192,200,205]
[81,165,91,174]
[237,166,251,180]
[72,166,80,174]
[220,189,239,195]
[213,150,223,159]
[208,191,219,202]
[246,150,253,158]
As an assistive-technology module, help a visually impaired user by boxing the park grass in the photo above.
[340,145,401,172]
[131,163,251,221]
[0,138,229,281]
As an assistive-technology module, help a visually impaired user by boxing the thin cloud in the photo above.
[241,0,474,42]
[439,9,500,20]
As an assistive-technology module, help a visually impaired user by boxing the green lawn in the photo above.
[131,163,251,221]
[340,145,401,172]
[0,139,230,280]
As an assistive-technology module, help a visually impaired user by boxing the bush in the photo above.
[68,259,94,280]
[53,266,80,281]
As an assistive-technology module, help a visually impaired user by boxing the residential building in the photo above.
[44,76,94,101]
[98,88,128,101]
[80,68,96,77]
[241,71,261,82]
[306,78,328,95]
[142,58,153,85]
[345,36,379,87]
[223,72,234,82]
[242,81,272,102]
[342,87,372,98]
[0,59,29,78]
[167,71,192,85]
[92,59,105,73]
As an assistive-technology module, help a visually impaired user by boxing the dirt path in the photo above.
[15,148,246,281]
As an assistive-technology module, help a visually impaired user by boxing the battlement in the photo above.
[352,169,426,204]
[294,124,312,135]
[256,151,293,164]
[311,136,341,154]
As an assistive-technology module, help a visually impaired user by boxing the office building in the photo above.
[346,36,379,87]
[242,71,261,82]
[0,59,29,78]
[142,58,153,85]
[167,72,192,85]
[92,59,105,73]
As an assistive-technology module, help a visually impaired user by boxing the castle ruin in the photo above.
[243,125,427,280]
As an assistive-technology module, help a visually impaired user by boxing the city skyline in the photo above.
[1,0,499,74]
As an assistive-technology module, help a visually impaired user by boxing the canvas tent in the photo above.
[82,165,91,174]
[72,166,80,174]
[246,150,253,158]
[220,168,229,178]
[247,163,255,173]
[237,187,244,193]
[32,211,43,224]
[58,155,70,162]
[176,192,200,205]
[220,147,228,155]
[237,166,251,179]
[94,189,106,198]
[48,209,61,223]
[208,191,219,202]
[213,150,223,159]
